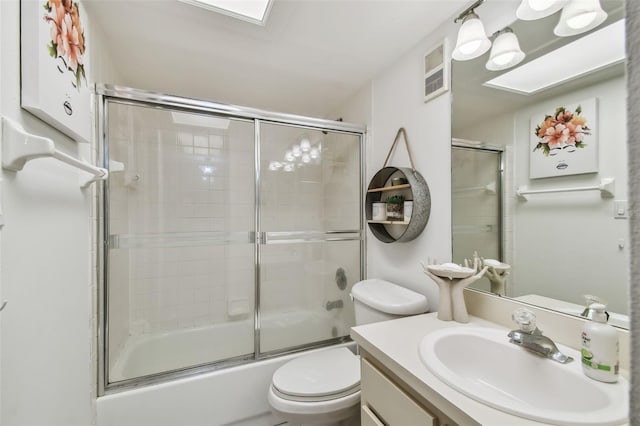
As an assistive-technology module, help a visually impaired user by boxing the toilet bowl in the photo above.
[267,279,428,425]
[268,347,360,426]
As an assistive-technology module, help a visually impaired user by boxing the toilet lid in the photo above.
[272,347,360,401]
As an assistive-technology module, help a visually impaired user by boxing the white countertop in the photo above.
[351,313,553,426]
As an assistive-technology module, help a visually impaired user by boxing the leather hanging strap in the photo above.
[382,127,417,173]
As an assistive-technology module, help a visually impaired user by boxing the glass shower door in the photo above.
[258,122,363,354]
[105,101,256,383]
[452,146,503,293]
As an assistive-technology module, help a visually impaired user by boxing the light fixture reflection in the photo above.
[554,0,607,37]
[200,165,215,175]
[486,28,526,71]
[300,138,311,152]
[516,0,568,20]
[452,12,491,61]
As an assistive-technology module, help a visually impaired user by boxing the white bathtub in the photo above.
[111,309,343,382]
[100,309,353,426]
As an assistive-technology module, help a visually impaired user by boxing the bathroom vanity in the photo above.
[351,313,627,425]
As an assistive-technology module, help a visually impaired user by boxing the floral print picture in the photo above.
[44,0,86,90]
[21,0,91,142]
[529,98,598,179]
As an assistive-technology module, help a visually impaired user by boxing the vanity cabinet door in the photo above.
[361,358,438,426]
[361,405,385,426]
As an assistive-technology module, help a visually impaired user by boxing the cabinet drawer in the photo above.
[361,405,385,426]
[361,358,438,426]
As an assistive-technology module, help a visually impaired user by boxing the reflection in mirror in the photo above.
[451,1,629,328]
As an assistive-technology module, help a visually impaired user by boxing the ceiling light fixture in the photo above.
[486,28,526,71]
[452,0,491,61]
[554,0,607,37]
[516,0,569,20]
[484,19,624,95]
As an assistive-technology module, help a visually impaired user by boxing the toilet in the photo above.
[267,279,429,426]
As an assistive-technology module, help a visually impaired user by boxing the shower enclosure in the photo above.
[451,141,503,293]
[97,85,365,392]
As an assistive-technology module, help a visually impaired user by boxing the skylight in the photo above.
[179,0,272,25]
[483,19,625,95]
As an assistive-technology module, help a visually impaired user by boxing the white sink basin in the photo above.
[419,326,628,425]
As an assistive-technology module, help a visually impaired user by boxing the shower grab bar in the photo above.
[516,178,615,201]
[1,116,108,188]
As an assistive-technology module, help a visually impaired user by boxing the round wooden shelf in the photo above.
[365,166,431,243]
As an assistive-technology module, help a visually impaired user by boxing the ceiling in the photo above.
[84,0,468,119]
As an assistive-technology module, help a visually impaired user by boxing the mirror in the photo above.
[451,1,629,328]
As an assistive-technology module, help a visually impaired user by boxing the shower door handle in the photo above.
[253,232,267,244]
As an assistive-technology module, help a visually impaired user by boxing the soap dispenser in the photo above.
[581,303,619,383]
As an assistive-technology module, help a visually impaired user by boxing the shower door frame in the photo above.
[96,84,367,395]
[451,140,505,262]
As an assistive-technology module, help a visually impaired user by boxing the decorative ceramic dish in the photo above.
[426,263,475,279]
[483,259,511,273]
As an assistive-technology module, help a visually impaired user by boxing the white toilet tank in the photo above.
[351,279,429,325]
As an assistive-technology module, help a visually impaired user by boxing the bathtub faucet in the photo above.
[326,299,344,311]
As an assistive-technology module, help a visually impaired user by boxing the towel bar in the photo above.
[1,116,108,188]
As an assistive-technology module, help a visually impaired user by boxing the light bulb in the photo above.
[567,11,597,29]
[292,145,301,157]
[302,153,311,163]
[285,151,294,162]
[200,165,214,175]
[310,147,319,159]
[268,161,280,171]
[528,0,554,11]
[492,52,516,66]
[300,138,311,152]
[459,40,483,56]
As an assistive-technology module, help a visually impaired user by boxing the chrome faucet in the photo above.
[326,299,344,311]
[508,308,574,364]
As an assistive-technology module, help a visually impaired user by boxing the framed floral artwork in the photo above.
[21,0,91,142]
[529,98,598,179]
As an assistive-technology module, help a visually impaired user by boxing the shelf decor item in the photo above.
[386,195,405,220]
[372,202,387,220]
[365,128,431,243]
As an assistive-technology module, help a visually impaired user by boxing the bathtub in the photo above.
[99,309,353,426]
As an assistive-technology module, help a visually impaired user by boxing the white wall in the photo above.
[333,1,519,313]
[512,77,628,313]
[0,1,94,424]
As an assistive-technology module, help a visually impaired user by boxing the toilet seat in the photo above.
[271,347,360,402]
